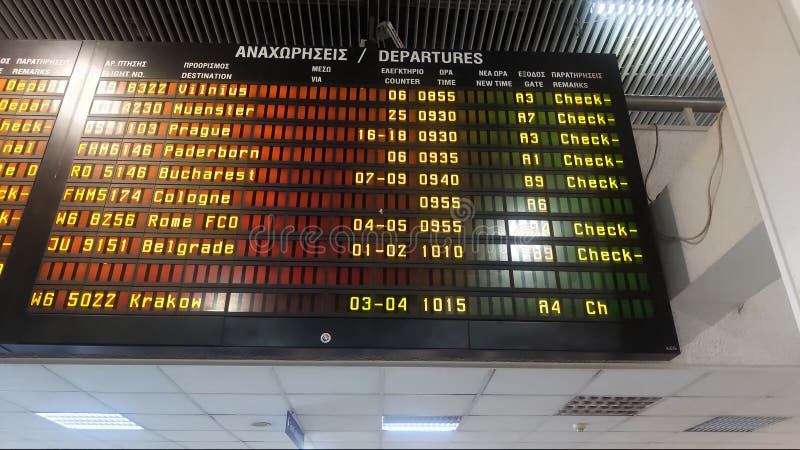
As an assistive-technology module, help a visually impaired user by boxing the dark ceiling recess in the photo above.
[0,0,721,125]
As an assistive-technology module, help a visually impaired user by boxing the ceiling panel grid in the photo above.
[1,365,800,447]
[0,0,720,125]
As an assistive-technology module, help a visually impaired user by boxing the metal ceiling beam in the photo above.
[626,95,725,113]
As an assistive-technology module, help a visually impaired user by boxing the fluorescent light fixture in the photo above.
[592,1,693,17]
[382,415,461,432]
[36,413,143,430]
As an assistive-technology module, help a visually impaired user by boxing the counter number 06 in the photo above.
[388,89,407,101]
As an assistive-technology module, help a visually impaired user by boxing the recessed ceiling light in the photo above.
[36,413,142,430]
[382,415,461,432]
[251,421,272,428]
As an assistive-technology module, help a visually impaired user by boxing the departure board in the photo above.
[0,41,679,360]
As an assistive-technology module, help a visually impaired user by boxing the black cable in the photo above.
[657,108,726,245]
[644,123,659,203]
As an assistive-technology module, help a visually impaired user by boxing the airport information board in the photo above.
[0,41,679,360]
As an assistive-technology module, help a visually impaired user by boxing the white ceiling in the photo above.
[0,364,799,449]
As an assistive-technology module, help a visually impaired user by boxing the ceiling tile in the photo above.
[450,431,528,442]
[94,393,201,414]
[458,415,547,432]
[707,444,795,450]
[724,396,800,416]
[714,432,800,445]
[758,417,800,433]
[161,366,281,394]
[448,443,526,449]
[46,365,178,393]
[521,431,600,443]
[537,415,626,432]
[192,394,287,415]
[80,430,165,442]
[275,367,380,394]
[641,397,757,417]
[677,370,799,397]
[770,379,800,398]
[211,414,286,431]
[156,430,237,442]
[179,442,249,449]
[306,442,378,450]
[0,429,23,441]
[306,431,379,442]
[298,415,380,431]
[108,441,184,449]
[384,395,473,415]
[382,431,456,443]
[0,412,67,431]
[384,368,490,395]
[581,369,705,397]
[10,428,97,442]
[20,442,108,449]
[613,416,711,432]
[510,444,581,449]
[229,430,291,442]
[383,445,435,449]
[0,365,75,391]
[580,444,658,449]
[471,396,571,416]
[593,431,675,443]
[0,442,46,449]
[665,432,742,444]
[245,442,297,449]
[0,399,23,412]
[0,391,114,413]
[485,369,597,395]
[289,395,380,416]
[763,434,800,445]
[646,445,718,450]
[127,414,221,431]
[384,443,454,449]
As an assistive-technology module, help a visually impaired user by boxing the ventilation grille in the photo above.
[558,395,661,416]
[686,416,788,433]
[0,0,721,126]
